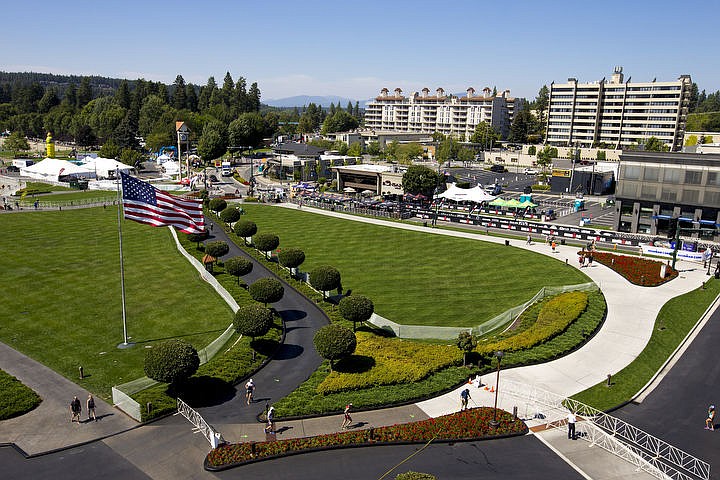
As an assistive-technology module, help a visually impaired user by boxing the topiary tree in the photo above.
[186,230,209,249]
[456,331,477,367]
[224,256,253,285]
[208,198,227,214]
[253,233,280,259]
[395,473,437,480]
[234,219,257,245]
[338,295,374,332]
[144,339,200,385]
[313,324,356,370]
[205,241,230,262]
[277,247,305,276]
[309,265,342,299]
[234,304,274,359]
[219,206,241,228]
[249,277,284,306]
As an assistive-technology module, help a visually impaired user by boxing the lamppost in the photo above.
[489,350,504,428]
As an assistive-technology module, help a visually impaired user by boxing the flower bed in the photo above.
[586,251,677,286]
[205,407,526,470]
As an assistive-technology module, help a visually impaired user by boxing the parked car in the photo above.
[523,168,538,175]
[489,164,506,173]
[523,185,533,194]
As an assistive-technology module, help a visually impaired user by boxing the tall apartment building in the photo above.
[364,87,525,140]
[546,67,692,151]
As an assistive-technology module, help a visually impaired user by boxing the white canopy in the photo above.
[80,156,132,179]
[156,154,174,164]
[161,160,181,175]
[437,184,495,203]
[20,158,95,181]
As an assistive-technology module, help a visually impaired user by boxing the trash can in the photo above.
[560,239,566,245]
[505,240,510,246]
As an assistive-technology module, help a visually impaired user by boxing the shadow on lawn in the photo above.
[333,355,375,374]
[135,328,227,344]
[169,376,236,407]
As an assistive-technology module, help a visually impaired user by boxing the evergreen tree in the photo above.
[77,77,93,108]
[115,80,131,109]
[346,100,353,114]
[172,75,187,110]
[492,86,497,97]
[329,102,336,115]
[38,87,60,114]
[185,84,198,112]
[354,101,360,119]
[156,83,169,104]
[235,77,249,113]
[688,82,699,113]
[198,76,217,111]
[62,83,77,109]
[221,71,235,109]
[248,82,261,111]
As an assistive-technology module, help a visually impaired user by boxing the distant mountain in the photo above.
[265,95,371,109]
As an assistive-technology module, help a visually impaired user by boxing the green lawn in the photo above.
[0,207,234,401]
[235,204,590,327]
[17,190,118,205]
[572,278,720,410]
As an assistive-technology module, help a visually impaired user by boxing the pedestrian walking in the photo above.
[70,396,82,423]
[460,388,471,411]
[587,255,594,267]
[264,405,276,434]
[551,240,557,253]
[567,411,577,439]
[245,379,255,405]
[706,405,715,430]
[340,403,353,429]
[579,253,586,268]
[526,234,532,245]
[87,394,96,421]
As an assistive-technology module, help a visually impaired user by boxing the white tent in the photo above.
[20,158,95,181]
[156,154,174,164]
[437,184,495,203]
[80,157,132,179]
[161,160,181,175]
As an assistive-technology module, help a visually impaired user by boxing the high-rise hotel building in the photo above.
[363,87,525,140]
[546,67,692,151]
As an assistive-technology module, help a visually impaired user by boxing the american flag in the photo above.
[120,172,205,234]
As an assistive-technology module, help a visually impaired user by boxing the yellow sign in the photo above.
[552,168,571,177]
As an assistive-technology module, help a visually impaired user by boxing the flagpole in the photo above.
[116,169,133,348]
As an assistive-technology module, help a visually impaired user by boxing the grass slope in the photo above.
[236,204,589,327]
[0,207,233,400]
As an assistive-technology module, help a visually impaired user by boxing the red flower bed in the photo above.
[584,251,678,286]
[205,407,526,470]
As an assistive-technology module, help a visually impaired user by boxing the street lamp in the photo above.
[489,350,504,428]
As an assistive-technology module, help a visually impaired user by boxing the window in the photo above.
[641,185,657,199]
[704,191,720,205]
[643,167,659,181]
[707,172,720,186]
[623,165,641,180]
[660,188,677,202]
[663,169,682,184]
[685,171,702,184]
[683,190,699,204]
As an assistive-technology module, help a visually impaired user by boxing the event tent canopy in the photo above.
[437,184,496,203]
[20,158,95,181]
[80,156,132,179]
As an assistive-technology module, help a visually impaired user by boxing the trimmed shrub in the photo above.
[309,265,342,298]
[219,207,241,225]
[205,241,230,259]
[0,369,42,420]
[277,247,305,272]
[456,331,477,366]
[249,277,284,305]
[338,295,374,331]
[253,233,280,259]
[313,324,356,369]
[224,256,253,285]
[186,230,209,249]
[234,219,257,245]
[144,339,200,385]
[233,304,274,339]
[396,473,437,480]
[208,198,227,214]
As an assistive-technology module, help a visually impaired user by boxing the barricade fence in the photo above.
[368,282,596,340]
[177,397,225,448]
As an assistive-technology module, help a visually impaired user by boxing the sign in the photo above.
[552,169,571,177]
[638,243,704,262]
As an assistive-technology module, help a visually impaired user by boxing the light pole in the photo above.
[490,350,504,428]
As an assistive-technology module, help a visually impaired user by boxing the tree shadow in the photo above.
[250,338,280,356]
[136,328,228,344]
[169,376,236,407]
[272,343,304,360]
[333,355,375,374]
[278,309,307,322]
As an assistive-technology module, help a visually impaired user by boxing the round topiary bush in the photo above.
[224,256,253,284]
[208,198,227,214]
[234,219,257,245]
[144,339,200,385]
[248,277,284,305]
[219,207,242,225]
[233,304,274,339]
[205,241,230,259]
[338,295,374,331]
[277,248,305,272]
[309,265,342,298]
[253,233,280,258]
[313,324,356,368]
[186,230,209,249]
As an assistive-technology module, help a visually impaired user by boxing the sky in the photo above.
[2,0,717,102]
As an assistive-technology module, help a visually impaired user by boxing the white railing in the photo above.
[176,397,225,448]
[500,379,709,480]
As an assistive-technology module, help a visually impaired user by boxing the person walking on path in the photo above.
[551,240,557,253]
[706,405,715,430]
[567,411,577,439]
[245,379,255,405]
[460,388,471,411]
[587,254,594,267]
[70,396,82,423]
[264,405,276,434]
[526,234,532,245]
[340,403,353,429]
[87,394,96,422]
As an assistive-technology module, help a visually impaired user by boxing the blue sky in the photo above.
[2,0,716,102]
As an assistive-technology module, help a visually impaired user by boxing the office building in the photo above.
[546,67,692,151]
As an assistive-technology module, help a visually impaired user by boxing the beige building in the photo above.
[364,87,525,140]
[546,67,692,151]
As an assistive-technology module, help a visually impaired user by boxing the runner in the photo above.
[340,403,353,429]
[245,379,255,405]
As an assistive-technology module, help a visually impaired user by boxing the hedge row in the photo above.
[0,369,42,420]
[477,291,589,354]
[316,332,462,395]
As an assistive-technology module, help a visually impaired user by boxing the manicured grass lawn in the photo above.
[235,204,590,327]
[17,190,118,205]
[0,369,41,420]
[0,207,234,401]
[572,278,720,410]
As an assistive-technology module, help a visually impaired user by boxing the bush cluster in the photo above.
[313,324,356,368]
[248,277,284,305]
[234,304,274,339]
[144,339,200,385]
[317,332,461,395]
[477,291,588,354]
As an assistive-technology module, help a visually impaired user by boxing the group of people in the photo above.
[70,394,97,423]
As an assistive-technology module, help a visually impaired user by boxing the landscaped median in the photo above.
[581,250,678,286]
[204,407,527,470]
